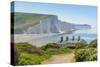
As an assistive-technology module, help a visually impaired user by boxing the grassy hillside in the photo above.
[12,12,54,29]
[14,39,97,65]
[15,42,72,65]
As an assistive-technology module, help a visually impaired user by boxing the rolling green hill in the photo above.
[11,12,91,34]
[12,12,53,29]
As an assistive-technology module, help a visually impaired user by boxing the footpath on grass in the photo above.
[42,53,75,64]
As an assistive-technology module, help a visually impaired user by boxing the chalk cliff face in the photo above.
[13,12,91,34]
[74,24,91,30]
[20,15,60,34]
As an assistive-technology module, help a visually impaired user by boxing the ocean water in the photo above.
[38,33,96,43]
[36,29,97,44]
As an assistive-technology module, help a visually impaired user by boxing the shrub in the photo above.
[75,43,88,49]
[15,42,52,65]
[15,42,44,55]
[75,48,97,62]
[88,39,97,48]
[45,48,72,55]
[18,52,51,65]
[41,43,60,50]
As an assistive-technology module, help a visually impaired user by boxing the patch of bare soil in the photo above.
[42,53,75,64]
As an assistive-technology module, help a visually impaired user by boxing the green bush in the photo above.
[15,42,44,55]
[75,43,88,49]
[15,42,53,65]
[75,48,97,62]
[41,43,60,50]
[45,48,72,55]
[88,39,97,48]
[18,52,51,65]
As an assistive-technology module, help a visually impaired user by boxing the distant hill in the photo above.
[12,12,56,29]
[11,12,91,34]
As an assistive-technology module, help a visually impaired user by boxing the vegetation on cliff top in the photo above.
[14,39,97,65]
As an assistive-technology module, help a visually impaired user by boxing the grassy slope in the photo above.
[13,12,54,29]
[15,42,52,65]
[15,42,72,65]
[15,39,97,65]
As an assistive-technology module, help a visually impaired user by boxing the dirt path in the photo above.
[42,53,75,64]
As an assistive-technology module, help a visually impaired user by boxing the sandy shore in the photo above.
[13,34,59,47]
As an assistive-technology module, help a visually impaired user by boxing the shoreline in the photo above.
[13,32,97,47]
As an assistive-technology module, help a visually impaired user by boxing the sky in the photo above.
[12,1,97,33]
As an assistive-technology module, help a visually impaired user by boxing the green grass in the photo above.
[88,39,97,48]
[12,12,55,29]
[74,39,97,62]
[41,43,72,55]
[15,42,43,55]
[14,39,97,65]
[17,48,72,65]
[15,42,72,65]
[45,48,72,55]
[15,43,52,65]
[74,48,97,62]
[18,52,51,65]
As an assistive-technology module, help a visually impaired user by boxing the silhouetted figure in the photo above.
[72,36,75,41]
[78,36,81,41]
[66,36,69,41]
[60,36,63,43]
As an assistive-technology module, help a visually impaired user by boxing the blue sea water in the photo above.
[40,29,97,43]
[60,33,96,43]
